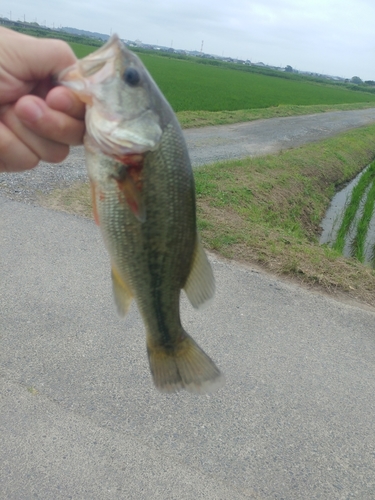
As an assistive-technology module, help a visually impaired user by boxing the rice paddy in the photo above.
[67,43,375,114]
[138,55,375,112]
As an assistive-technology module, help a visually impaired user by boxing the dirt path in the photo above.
[185,107,375,165]
[1,108,375,204]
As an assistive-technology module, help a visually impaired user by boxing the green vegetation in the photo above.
[2,21,103,47]
[352,176,375,262]
[193,125,375,306]
[136,54,375,113]
[59,41,375,115]
[133,46,375,95]
[176,102,375,128]
[332,161,375,253]
[68,42,99,59]
[64,42,375,127]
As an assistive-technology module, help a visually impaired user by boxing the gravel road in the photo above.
[1,107,375,204]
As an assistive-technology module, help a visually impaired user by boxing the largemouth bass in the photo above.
[59,35,223,393]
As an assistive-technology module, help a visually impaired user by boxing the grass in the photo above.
[138,54,375,113]
[68,42,100,58]
[192,124,375,307]
[39,124,375,308]
[38,182,92,218]
[176,102,375,128]
[352,176,375,262]
[332,161,375,253]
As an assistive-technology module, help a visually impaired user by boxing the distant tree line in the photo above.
[0,18,103,47]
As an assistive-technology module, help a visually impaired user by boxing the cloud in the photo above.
[2,0,375,79]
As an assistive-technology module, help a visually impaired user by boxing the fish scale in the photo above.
[97,124,194,342]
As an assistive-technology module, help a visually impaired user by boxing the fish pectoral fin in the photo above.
[115,172,146,223]
[111,266,133,317]
[183,236,215,309]
[147,332,224,394]
[90,179,100,226]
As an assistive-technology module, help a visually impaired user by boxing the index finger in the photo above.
[0,27,76,81]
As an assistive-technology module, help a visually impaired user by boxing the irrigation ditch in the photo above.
[320,159,375,266]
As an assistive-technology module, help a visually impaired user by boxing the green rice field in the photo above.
[68,42,99,59]
[68,43,375,113]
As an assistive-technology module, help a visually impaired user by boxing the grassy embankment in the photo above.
[194,125,375,307]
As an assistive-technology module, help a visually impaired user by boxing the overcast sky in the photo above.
[2,0,375,80]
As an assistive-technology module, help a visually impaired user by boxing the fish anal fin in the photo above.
[111,265,133,317]
[147,333,224,394]
[184,237,215,309]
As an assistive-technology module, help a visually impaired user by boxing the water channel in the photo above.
[320,164,375,266]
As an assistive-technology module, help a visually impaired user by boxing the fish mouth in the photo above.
[58,35,121,99]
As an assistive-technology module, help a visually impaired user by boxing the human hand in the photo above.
[0,27,85,172]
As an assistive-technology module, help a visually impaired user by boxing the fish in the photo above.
[59,35,224,394]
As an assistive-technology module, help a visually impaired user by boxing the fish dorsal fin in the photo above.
[184,237,215,309]
[111,266,133,317]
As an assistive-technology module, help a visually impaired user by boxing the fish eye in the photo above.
[123,67,140,86]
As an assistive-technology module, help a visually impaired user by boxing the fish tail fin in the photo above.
[147,333,224,394]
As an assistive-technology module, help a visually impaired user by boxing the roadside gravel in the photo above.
[1,108,375,205]
[0,146,87,205]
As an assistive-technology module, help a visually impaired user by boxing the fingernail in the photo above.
[20,101,44,123]
[59,93,74,112]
